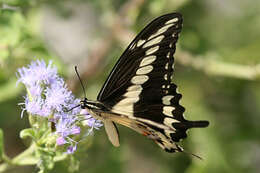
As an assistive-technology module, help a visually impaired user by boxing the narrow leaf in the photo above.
[20,128,35,140]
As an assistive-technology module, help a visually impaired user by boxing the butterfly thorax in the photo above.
[80,98,121,147]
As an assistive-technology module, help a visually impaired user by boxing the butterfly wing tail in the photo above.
[186,120,209,128]
[172,120,209,130]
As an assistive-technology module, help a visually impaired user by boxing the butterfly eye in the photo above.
[80,98,89,109]
[80,101,85,109]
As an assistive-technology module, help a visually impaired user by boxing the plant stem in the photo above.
[0,144,38,172]
[175,50,260,80]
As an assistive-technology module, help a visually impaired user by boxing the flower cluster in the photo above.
[81,109,103,135]
[17,59,102,153]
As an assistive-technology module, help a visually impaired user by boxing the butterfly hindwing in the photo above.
[95,13,209,152]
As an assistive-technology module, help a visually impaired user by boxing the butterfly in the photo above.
[80,12,209,153]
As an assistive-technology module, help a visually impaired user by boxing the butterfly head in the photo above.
[80,98,107,112]
[80,97,93,109]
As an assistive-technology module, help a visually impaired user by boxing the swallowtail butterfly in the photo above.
[80,13,209,153]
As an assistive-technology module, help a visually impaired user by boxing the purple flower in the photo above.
[17,59,103,154]
[80,109,103,131]
[44,79,74,112]
[67,145,77,154]
[56,137,67,145]
[31,60,57,84]
[17,60,86,152]
[55,114,81,138]
[17,67,37,87]
[17,60,81,118]
[23,96,50,117]
[17,59,57,87]
[28,83,42,97]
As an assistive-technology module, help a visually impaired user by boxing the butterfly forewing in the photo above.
[97,13,182,101]
[95,13,209,152]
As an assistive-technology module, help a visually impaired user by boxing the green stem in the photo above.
[12,143,38,165]
[176,50,260,80]
[0,144,38,173]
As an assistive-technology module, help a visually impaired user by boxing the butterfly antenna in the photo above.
[66,104,81,112]
[74,66,87,99]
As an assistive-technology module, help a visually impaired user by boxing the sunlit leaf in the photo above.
[20,128,35,140]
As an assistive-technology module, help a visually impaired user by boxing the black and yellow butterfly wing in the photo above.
[97,13,209,152]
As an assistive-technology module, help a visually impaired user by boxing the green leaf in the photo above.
[0,129,4,160]
[20,128,35,140]
[36,148,55,172]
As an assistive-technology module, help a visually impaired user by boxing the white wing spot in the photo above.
[136,65,153,75]
[124,85,142,98]
[124,90,142,98]
[112,97,139,114]
[165,63,169,70]
[143,35,164,48]
[164,117,179,127]
[140,56,156,67]
[145,46,159,55]
[162,95,174,105]
[167,52,171,58]
[155,23,174,36]
[163,106,175,117]
[164,74,168,80]
[164,129,175,138]
[137,39,146,47]
[127,85,142,91]
[165,18,178,25]
[116,97,139,105]
[131,75,149,85]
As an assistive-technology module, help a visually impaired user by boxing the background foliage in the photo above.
[0,0,260,173]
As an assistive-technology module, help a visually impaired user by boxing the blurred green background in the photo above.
[1,0,260,173]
